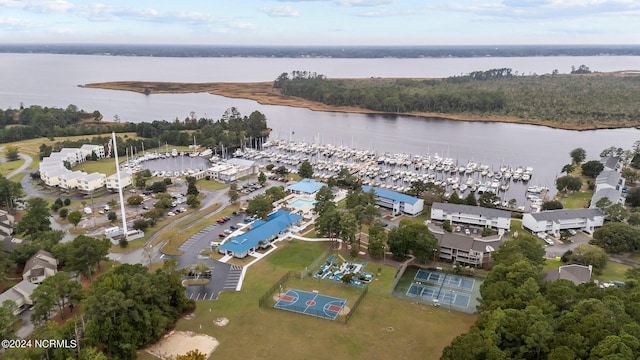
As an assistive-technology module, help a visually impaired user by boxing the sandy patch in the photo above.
[339,305,351,316]
[214,317,229,326]
[146,331,219,359]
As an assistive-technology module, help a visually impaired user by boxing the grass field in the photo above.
[137,240,476,360]
[196,179,229,191]
[3,132,141,157]
[561,191,593,209]
[595,261,632,282]
[0,158,25,177]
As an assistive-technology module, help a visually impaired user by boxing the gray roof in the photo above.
[432,202,511,219]
[590,188,622,208]
[225,158,256,167]
[595,170,621,187]
[24,250,57,273]
[600,156,620,170]
[529,208,603,221]
[83,172,105,181]
[544,264,592,285]
[435,232,504,253]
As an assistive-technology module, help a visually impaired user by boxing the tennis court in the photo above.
[274,289,347,321]
[406,283,471,308]
[414,269,475,291]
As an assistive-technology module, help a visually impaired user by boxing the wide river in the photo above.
[1,53,640,203]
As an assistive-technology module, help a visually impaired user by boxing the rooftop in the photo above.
[219,210,302,254]
[362,185,420,205]
[432,202,511,219]
[285,179,326,194]
[529,208,603,221]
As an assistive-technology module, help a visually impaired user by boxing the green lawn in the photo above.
[73,157,124,177]
[0,158,25,177]
[561,191,593,209]
[196,179,229,191]
[594,261,632,282]
[136,240,476,360]
[542,258,563,271]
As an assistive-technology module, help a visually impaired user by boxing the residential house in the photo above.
[22,250,58,284]
[362,185,424,216]
[80,144,105,159]
[58,170,88,190]
[77,172,106,193]
[0,280,37,315]
[544,264,593,285]
[429,223,504,268]
[431,203,511,231]
[590,169,625,208]
[522,209,604,237]
[106,172,132,191]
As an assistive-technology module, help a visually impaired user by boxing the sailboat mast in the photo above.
[112,132,128,238]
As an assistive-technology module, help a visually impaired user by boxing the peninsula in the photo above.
[81,70,640,131]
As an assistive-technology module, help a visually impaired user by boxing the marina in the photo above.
[233,139,550,211]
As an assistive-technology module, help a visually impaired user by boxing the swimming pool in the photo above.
[289,199,316,209]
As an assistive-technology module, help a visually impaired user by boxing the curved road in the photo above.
[5,153,33,180]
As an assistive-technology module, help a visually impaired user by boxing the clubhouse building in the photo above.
[218,210,302,259]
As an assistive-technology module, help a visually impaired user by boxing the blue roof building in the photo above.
[218,210,302,258]
[285,179,326,195]
[362,185,424,216]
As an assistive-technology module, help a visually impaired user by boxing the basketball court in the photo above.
[273,289,347,320]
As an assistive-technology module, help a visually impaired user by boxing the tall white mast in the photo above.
[112,132,128,238]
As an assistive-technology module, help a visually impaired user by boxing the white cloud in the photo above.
[277,0,395,6]
[260,5,300,17]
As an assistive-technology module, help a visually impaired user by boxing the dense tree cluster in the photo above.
[441,236,640,360]
[274,71,640,127]
[387,220,438,263]
[83,264,194,359]
[0,104,101,141]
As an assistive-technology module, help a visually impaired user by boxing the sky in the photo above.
[0,0,639,46]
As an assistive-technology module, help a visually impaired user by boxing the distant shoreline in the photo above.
[80,81,639,131]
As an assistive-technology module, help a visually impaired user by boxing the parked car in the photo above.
[217,218,226,224]
[544,237,555,246]
[229,225,238,230]
[224,229,233,235]
[218,233,226,238]
[142,206,149,210]
[464,228,471,235]
[568,229,577,235]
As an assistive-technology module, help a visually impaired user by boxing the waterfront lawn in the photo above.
[562,191,593,209]
[6,132,140,157]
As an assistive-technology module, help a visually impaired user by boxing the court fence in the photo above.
[342,285,368,324]
[258,270,299,308]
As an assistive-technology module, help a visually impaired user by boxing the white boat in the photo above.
[199,148,213,157]
[459,184,468,192]
[171,149,178,157]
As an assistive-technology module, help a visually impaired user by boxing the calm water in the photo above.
[2,53,640,203]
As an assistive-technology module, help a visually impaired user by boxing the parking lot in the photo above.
[543,231,592,258]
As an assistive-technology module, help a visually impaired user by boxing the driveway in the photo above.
[544,232,592,259]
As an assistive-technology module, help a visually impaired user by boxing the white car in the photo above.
[568,229,577,236]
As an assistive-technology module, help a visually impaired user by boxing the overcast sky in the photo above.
[0,0,638,45]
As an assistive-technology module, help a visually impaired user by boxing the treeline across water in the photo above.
[1,105,270,153]
[274,69,640,128]
[2,44,640,58]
